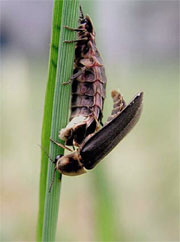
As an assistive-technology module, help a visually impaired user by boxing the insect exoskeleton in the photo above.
[55,151,86,176]
[50,6,143,177]
[60,6,107,147]
[54,91,143,176]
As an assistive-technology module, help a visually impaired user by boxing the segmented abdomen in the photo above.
[106,90,126,123]
[60,15,107,146]
[71,66,106,121]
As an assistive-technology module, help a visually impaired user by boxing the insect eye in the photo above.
[55,155,63,163]
[80,19,87,24]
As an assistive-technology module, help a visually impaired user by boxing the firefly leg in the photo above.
[62,67,86,85]
[50,138,73,152]
[64,38,88,43]
[64,26,84,32]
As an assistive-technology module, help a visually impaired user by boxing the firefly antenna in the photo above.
[49,167,57,193]
[38,144,55,164]
[80,5,85,20]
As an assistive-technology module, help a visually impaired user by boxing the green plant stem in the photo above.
[93,167,125,241]
[41,0,79,241]
[37,0,63,240]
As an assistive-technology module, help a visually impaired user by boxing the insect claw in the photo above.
[64,25,72,29]
[64,40,77,43]
[62,80,72,85]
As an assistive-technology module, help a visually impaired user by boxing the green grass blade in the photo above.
[37,0,63,241]
[42,0,79,241]
[93,167,125,241]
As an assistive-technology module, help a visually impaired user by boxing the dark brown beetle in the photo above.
[51,91,143,176]
[50,7,143,176]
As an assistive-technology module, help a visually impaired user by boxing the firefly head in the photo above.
[56,152,86,176]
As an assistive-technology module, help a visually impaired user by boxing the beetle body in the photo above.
[51,7,143,176]
[59,12,106,147]
[55,91,143,176]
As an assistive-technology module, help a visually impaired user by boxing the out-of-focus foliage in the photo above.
[1,1,179,241]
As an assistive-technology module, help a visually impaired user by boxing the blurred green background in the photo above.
[1,0,179,241]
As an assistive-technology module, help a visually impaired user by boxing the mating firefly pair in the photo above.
[50,6,143,177]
